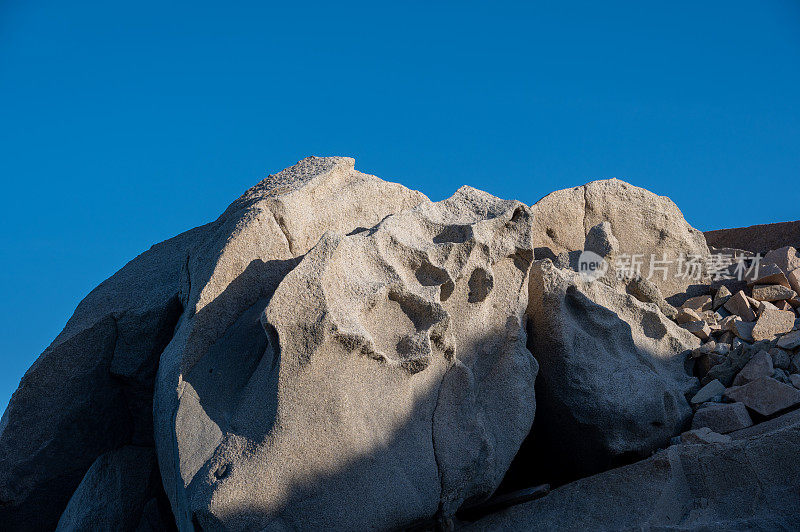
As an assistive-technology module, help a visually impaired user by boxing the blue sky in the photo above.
[1,1,799,410]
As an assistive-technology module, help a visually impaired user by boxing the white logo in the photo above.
[578,250,608,281]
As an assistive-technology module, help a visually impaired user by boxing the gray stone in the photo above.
[713,285,732,309]
[682,294,713,312]
[466,415,800,531]
[527,259,697,479]
[691,402,753,433]
[691,379,725,405]
[769,347,792,370]
[777,329,800,349]
[752,284,797,302]
[791,374,800,389]
[724,377,800,416]
[724,290,756,322]
[682,320,712,341]
[733,350,774,386]
[752,309,796,341]
[56,446,167,531]
[680,427,732,444]
[676,307,702,324]
[732,319,755,342]
[747,262,791,289]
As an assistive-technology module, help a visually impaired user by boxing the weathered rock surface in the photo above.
[467,415,800,531]
[56,446,172,531]
[531,179,710,304]
[526,260,698,479]
[169,186,537,530]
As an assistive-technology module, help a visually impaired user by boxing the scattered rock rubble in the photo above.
[676,246,800,441]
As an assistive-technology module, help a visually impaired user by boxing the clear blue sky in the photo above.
[1,1,799,410]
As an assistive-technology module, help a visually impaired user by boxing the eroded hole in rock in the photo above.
[361,289,442,372]
[468,267,494,303]
[433,224,473,244]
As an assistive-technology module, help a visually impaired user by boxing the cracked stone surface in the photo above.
[531,178,711,305]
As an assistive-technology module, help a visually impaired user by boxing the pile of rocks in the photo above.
[676,246,800,443]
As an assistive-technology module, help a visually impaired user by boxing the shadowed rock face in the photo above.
[184,187,537,530]
[466,413,800,532]
[525,260,698,481]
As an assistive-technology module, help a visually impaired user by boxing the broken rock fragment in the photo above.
[752,309,796,342]
[691,402,753,433]
[724,377,800,416]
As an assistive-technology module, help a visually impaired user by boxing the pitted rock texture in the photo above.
[526,260,698,480]
[532,179,710,305]
[183,186,537,530]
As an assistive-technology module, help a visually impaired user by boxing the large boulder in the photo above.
[0,222,201,531]
[182,187,537,530]
[151,157,428,528]
[532,179,710,305]
[526,260,698,480]
[466,412,800,531]
[56,446,173,531]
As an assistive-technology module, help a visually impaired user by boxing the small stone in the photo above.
[747,262,791,289]
[763,246,800,274]
[682,294,713,312]
[698,341,716,354]
[713,286,732,309]
[791,374,800,389]
[695,353,727,378]
[769,347,792,370]
[777,329,800,350]
[752,284,797,302]
[733,320,755,342]
[691,402,753,433]
[714,343,730,356]
[724,377,800,416]
[774,300,792,311]
[791,353,800,374]
[718,331,734,345]
[772,368,792,384]
[752,309,796,342]
[682,320,712,341]
[680,427,732,445]
[733,350,774,386]
[724,291,756,322]
[676,308,702,325]
[691,379,726,405]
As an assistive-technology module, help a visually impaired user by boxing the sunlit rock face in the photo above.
[531,178,711,306]
[183,186,537,530]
